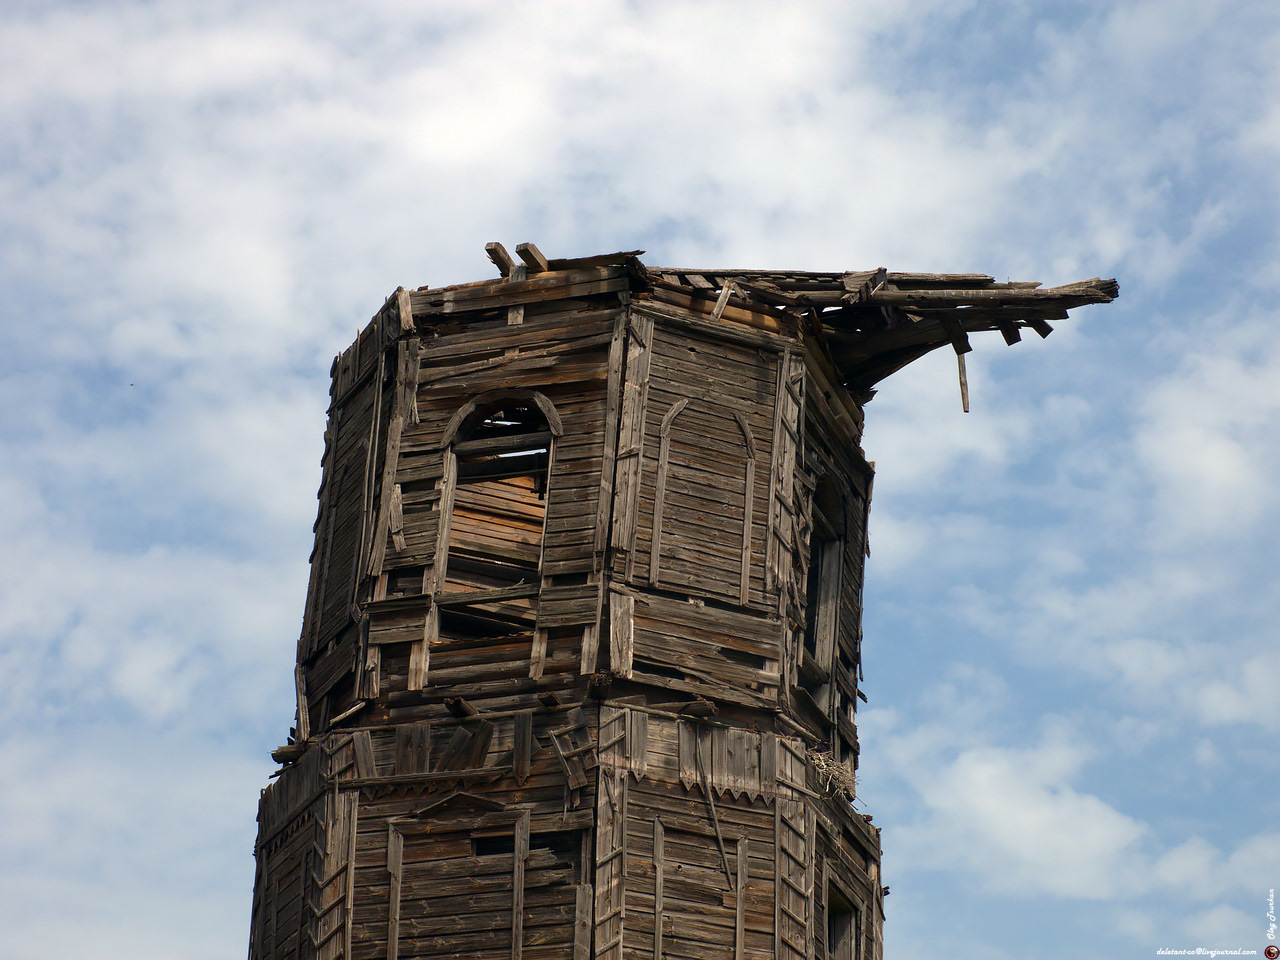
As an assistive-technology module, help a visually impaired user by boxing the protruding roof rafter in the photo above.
[418,243,1119,400]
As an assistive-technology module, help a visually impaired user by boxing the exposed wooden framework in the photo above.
[251,242,1116,960]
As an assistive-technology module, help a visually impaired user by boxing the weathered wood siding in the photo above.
[252,249,929,960]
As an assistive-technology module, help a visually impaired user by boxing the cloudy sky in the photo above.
[1,2,1277,958]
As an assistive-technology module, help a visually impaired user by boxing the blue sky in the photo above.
[1,2,1277,958]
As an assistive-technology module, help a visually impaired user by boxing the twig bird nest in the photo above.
[809,749,858,799]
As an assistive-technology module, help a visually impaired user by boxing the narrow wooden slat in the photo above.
[627,709,647,780]
[573,884,593,960]
[614,313,653,580]
[386,827,403,960]
[514,710,533,786]
[512,811,530,960]
[352,730,375,778]
[653,819,665,960]
[395,722,431,775]
[735,836,748,960]
[610,591,634,679]
[648,398,688,585]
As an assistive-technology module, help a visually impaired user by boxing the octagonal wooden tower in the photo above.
[248,243,1115,960]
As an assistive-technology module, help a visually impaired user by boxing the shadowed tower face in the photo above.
[248,244,1115,960]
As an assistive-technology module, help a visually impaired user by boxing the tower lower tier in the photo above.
[249,703,883,960]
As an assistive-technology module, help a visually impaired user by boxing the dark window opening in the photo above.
[797,478,844,720]
[802,479,844,681]
[472,830,580,864]
[827,886,859,960]
[386,564,426,598]
[472,834,516,857]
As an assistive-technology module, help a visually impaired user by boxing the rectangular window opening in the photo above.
[827,886,859,960]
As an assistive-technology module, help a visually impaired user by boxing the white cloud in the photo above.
[2,2,1279,959]
[1136,317,1280,544]
[879,710,1150,900]
[0,725,265,960]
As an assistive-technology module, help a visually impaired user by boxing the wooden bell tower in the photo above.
[248,243,1116,960]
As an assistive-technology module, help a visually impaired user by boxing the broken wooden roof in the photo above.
[410,242,1118,398]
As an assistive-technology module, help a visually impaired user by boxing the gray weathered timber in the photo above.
[250,244,1116,960]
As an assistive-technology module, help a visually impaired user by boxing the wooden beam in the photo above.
[866,277,1117,306]
[485,241,517,277]
[515,242,550,272]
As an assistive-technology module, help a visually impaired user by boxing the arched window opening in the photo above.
[442,401,553,598]
[649,400,756,606]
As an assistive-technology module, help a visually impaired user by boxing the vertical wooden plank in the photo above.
[595,708,628,960]
[354,343,385,603]
[765,351,785,594]
[712,725,730,795]
[386,826,403,960]
[734,412,757,607]
[427,452,458,595]
[530,430,558,681]
[760,732,777,798]
[395,286,415,336]
[741,456,755,606]
[294,664,311,741]
[649,435,671,585]
[573,883,593,960]
[359,639,380,700]
[776,798,809,960]
[596,308,629,555]
[528,625,549,680]
[819,855,830,960]
[304,410,342,660]
[733,730,750,797]
[769,353,804,617]
[368,400,406,576]
[610,591,634,679]
[735,836,749,960]
[614,312,654,581]
[512,811,530,960]
[805,805,817,960]
[580,573,605,676]
[388,483,405,553]
[648,399,689,586]
[815,537,842,688]
[678,721,697,789]
[395,722,431,775]
[340,793,360,960]
[774,802,784,960]
[268,875,280,957]
[352,731,375,779]
[506,263,528,326]
[697,724,714,791]
[627,709,647,780]
[409,606,434,690]
[653,819,665,960]
[514,710,533,785]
